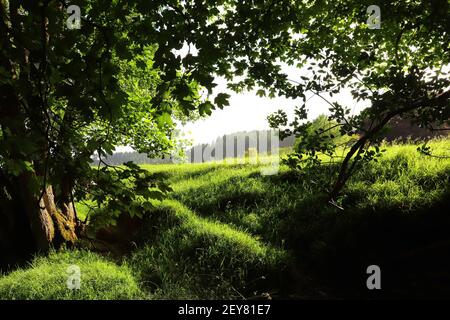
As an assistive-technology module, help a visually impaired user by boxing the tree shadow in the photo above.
[298,189,450,298]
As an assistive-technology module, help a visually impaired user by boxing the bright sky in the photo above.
[181,75,370,145]
[119,42,450,151]
[116,83,367,152]
[117,45,371,152]
[176,43,369,145]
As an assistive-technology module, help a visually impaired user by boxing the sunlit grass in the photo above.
[0,250,147,300]
[129,199,288,299]
[1,137,449,299]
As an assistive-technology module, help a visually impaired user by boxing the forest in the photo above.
[0,0,449,302]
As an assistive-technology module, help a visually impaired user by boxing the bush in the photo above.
[294,114,357,154]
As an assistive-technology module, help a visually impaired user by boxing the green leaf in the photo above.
[199,101,214,116]
[214,93,231,109]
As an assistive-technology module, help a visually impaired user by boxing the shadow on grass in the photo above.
[288,190,450,299]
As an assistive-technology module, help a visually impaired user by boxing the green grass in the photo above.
[0,250,147,300]
[347,139,450,210]
[1,138,449,299]
[138,138,450,298]
[129,199,288,299]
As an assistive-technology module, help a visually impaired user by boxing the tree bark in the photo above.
[0,0,78,261]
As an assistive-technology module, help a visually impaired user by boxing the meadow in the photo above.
[1,138,449,299]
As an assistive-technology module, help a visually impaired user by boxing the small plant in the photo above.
[76,162,172,230]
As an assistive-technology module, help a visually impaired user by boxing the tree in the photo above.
[293,114,357,154]
[1,0,449,261]
[0,0,208,259]
[261,0,450,202]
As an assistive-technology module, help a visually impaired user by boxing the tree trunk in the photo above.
[0,0,78,263]
[11,174,78,253]
[1,173,78,267]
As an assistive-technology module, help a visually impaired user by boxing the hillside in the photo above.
[1,138,449,299]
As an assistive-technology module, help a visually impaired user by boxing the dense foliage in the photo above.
[1,0,449,265]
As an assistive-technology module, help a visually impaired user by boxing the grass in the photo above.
[0,250,147,300]
[0,138,449,299]
[348,140,450,210]
[139,138,450,298]
[130,200,288,299]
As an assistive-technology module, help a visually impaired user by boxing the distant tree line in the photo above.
[378,116,449,142]
[91,152,173,166]
[187,130,295,163]
[91,118,448,166]
[90,130,296,165]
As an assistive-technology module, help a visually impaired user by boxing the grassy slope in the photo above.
[1,138,449,299]
[139,138,450,298]
[0,250,146,300]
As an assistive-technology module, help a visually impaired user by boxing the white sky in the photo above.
[176,45,450,146]
[117,44,371,152]
[181,75,369,145]
[177,43,368,145]
[116,72,369,153]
